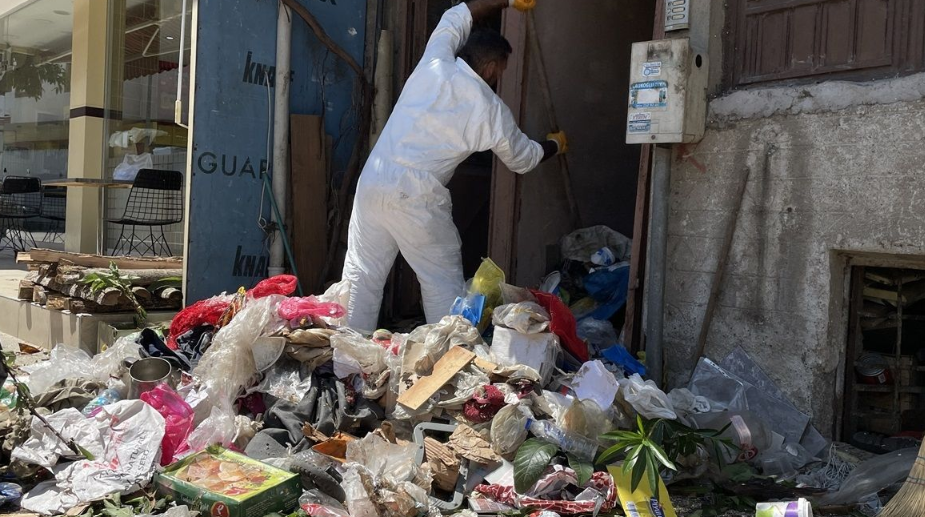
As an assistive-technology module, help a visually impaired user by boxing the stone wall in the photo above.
[663,76,925,436]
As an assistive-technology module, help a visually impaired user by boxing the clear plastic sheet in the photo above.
[618,374,677,420]
[492,302,550,334]
[490,403,534,457]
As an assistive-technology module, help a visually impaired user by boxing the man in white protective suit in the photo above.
[341,0,568,333]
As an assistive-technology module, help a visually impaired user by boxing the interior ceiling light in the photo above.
[166,36,174,40]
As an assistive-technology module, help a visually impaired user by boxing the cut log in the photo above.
[32,286,47,305]
[18,280,35,300]
[18,249,182,270]
[155,286,183,303]
[132,286,153,302]
[45,294,68,311]
[54,267,183,287]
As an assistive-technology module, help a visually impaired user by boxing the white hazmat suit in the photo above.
[342,3,545,333]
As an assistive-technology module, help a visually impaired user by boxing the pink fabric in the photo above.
[278,296,346,321]
[474,471,616,514]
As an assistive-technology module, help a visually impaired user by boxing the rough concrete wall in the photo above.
[514,0,653,285]
[663,81,925,436]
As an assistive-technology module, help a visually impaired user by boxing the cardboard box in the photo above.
[97,321,142,354]
[154,447,300,517]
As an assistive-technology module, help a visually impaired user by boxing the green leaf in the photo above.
[645,452,661,501]
[636,414,646,433]
[149,277,182,292]
[600,430,640,442]
[630,450,648,493]
[647,440,677,471]
[622,443,644,474]
[513,438,558,493]
[566,453,593,487]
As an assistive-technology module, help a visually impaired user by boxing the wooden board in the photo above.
[18,280,35,300]
[397,346,476,410]
[18,249,182,269]
[290,114,328,293]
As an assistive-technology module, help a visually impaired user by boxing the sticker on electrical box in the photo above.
[642,61,662,77]
[630,80,668,108]
[628,112,652,133]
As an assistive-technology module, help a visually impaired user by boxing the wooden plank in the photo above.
[19,249,182,269]
[623,145,652,354]
[397,346,476,410]
[488,8,529,276]
[290,114,328,293]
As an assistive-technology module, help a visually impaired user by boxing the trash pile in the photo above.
[0,227,920,517]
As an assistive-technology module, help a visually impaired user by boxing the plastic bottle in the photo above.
[81,388,122,417]
[525,418,598,461]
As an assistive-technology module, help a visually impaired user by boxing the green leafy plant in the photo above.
[81,262,146,323]
[653,419,737,471]
[598,415,677,500]
[0,54,69,101]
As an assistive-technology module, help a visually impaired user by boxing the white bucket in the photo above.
[755,498,813,517]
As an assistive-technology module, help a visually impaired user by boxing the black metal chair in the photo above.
[109,169,183,256]
[0,176,43,253]
[40,186,66,243]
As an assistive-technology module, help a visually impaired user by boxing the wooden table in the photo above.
[44,178,135,254]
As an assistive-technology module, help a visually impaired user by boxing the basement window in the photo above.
[844,266,925,446]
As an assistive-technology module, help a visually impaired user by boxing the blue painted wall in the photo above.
[185,0,366,302]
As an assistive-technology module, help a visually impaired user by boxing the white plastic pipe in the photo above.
[174,0,188,127]
[269,3,292,277]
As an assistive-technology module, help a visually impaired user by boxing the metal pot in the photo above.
[856,352,893,385]
[124,357,179,399]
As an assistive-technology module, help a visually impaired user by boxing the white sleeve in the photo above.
[490,102,544,174]
[421,3,473,63]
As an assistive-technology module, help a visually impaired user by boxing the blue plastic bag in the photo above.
[603,344,647,377]
[450,293,486,327]
[0,482,22,506]
[582,263,630,321]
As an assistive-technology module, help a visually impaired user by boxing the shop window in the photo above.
[843,266,925,447]
[726,0,925,87]
[103,0,191,256]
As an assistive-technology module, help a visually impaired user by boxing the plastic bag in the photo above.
[609,465,678,517]
[561,399,612,441]
[571,360,621,410]
[531,291,589,363]
[346,433,429,487]
[88,336,142,382]
[168,294,233,349]
[577,319,618,351]
[256,360,313,403]
[450,292,486,327]
[342,465,378,517]
[279,296,346,323]
[192,295,287,407]
[318,279,350,326]
[300,489,350,517]
[687,357,749,412]
[619,374,677,421]
[602,345,647,377]
[491,403,533,457]
[185,401,237,451]
[493,302,550,334]
[0,482,22,506]
[404,315,483,376]
[818,447,919,506]
[331,332,387,379]
[249,274,298,298]
[470,258,506,331]
[22,346,94,395]
[560,226,631,263]
[581,264,630,321]
[691,411,772,463]
[140,384,195,465]
[500,282,536,305]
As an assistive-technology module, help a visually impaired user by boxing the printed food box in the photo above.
[154,446,300,517]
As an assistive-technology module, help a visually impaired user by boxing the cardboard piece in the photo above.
[397,346,476,410]
[154,446,300,517]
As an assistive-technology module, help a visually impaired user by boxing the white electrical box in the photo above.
[626,38,707,144]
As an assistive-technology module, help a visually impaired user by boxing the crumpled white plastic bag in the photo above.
[19,400,166,515]
[619,374,677,420]
[331,332,387,379]
[492,302,550,334]
[11,409,106,469]
[21,346,94,395]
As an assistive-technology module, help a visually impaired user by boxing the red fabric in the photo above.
[278,296,346,321]
[463,385,506,423]
[474,471,616,514]
[530,290,589,362]
[249,275,299,298]
[167,296,231,349]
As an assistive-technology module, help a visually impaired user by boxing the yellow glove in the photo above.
[547,131,568,154]
[510,0,536,12]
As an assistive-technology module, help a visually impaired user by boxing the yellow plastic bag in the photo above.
[470,258,505,331]
[608,465,678,517]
